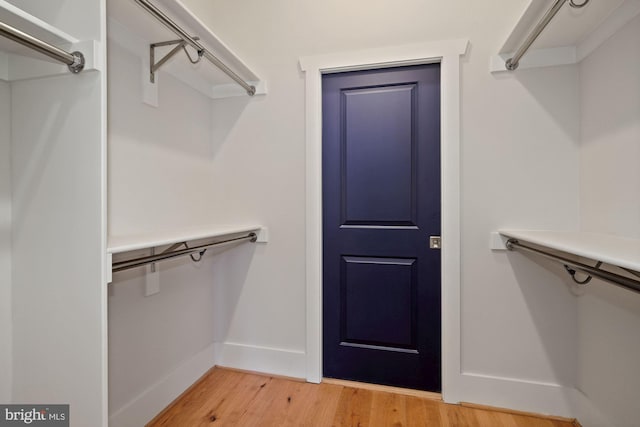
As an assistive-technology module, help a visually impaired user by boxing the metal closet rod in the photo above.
[0,21,84,73]
[506,239,640,294]
[505,0,589,71]
[112,233,257,272]
[133,0,256,96]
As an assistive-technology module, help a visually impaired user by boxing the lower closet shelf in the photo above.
[497,229,640,293]
[107,225,266,278]
[499,230,640,272]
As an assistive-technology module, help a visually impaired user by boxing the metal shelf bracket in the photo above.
[149,37,202,83]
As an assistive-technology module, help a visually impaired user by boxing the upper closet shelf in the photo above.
[108,0,266,101]
[0,0,101,81]
[490,0,640,72]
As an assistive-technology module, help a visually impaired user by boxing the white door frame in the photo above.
[299,39,468,402]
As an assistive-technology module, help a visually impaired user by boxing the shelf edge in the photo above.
[107,225,265,254]
[490,46,576,73]
[498,229,640,272]
[1,39,102,82]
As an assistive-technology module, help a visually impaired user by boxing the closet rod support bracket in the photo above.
[68,51,85,74]
[149,37,201,83]
[563,264,593,285]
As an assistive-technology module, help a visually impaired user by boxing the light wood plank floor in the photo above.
[147,368,579,427]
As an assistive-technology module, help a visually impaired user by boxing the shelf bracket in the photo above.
[149,37,202,83]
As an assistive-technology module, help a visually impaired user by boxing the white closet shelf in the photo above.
[498,229,640,272]
[108,225,267,254]
[490,0,640,72]
[0,0,101,81]
[108,0,266,100]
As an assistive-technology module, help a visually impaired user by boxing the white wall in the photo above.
[9,1,107,426]
[462,64,580,385]
[580,14,640,240]
[182,0,582,416]
[107,36,253,425]
[0,80,11,403]
[107,41,218,237]
[577,14,640,427]
[11,72,105,426]
[108,259,218,426]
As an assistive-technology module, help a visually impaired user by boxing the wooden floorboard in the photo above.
[146,367,579,427]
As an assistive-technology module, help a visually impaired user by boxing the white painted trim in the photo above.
[299,39,468,400]
[108,344,216,427]
[99,0,109,423]
[0,79,12,404]
[214,342,306,379]
[490,46,576,73]
[456,372,611,426]
[489,231,509,251]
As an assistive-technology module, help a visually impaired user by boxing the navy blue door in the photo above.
[322,64,441,392]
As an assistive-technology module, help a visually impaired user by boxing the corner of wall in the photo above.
[449,372,611,426]
[575,12,640,427]
[109,344,216,427]
[214,341,306,379]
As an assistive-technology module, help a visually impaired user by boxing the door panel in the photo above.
[342,256,417,350]
[323,64,441,392]
[342,84,417,226]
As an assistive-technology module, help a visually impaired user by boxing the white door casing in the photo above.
[299,38,468,402]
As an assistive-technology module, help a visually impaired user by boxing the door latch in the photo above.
[429,236,441,249]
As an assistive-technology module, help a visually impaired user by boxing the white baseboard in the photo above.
[447,372,610,427]
[108,344,216,427]
[214,342,306,379]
